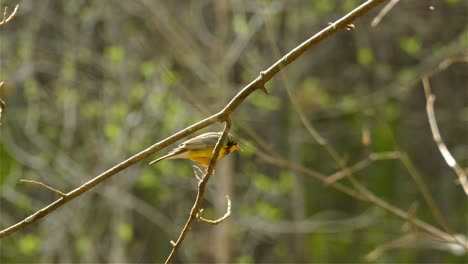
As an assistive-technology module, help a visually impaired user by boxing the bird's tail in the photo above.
[148,150,187,165]
[148,156,166,165]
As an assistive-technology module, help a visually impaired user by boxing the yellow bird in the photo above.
[149,132,241,167]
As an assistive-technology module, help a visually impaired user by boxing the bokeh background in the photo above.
[1,0,467,263]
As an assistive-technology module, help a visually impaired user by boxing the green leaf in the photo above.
[299,78,331,108]
[24,80,39,99]
[137,169,157,189]
[342,0,360,12]
[104,45,125,63]
[110,102,127,120]
[234,255,254,264]
[140,61,156,79]
[76,237,91,256]
[82,101,104,118]
[357,48,374,66]
[400,37,421,56]
[19,234,40,255]
[161,70,180,86]
[104,123,120,141]
[338,95,358,112]
[252,173,273,193]
[250,92,281,111]
[313,0,334,13]
[117,223,133,242]
[131,83,146,103]
[256,201,282,220]
[397,69,414,83]
[233,14,249,36]
[279,172,294,193]
[384,102,400,121]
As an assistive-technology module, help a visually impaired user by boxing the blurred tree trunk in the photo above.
[290,117,307,263]
[213,1,232,263]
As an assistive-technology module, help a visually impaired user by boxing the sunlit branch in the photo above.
[0,4,19,27]
[197,195,231,225]
[0,0,388,241]
[422,77,468,196]
[20,179,67,197]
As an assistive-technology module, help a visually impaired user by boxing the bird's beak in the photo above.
[235,144,243,151]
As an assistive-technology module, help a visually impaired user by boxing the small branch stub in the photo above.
[260,85,270,95]
[192,165,204,181]
[345,24,355,31]
[20,179,67,197]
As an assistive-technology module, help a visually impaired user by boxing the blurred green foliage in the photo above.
[0,0,467,263]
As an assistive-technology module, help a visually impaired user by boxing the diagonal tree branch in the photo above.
[0,4,19,28]
[0,0,388,239]
[257,151,467,250]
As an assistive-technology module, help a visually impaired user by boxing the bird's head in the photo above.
[226,134,242,152]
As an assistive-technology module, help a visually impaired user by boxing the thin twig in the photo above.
[363,110,452,233]
[401,202,419,232]
[165,118,231,264]
[19,179,67,197]
[197,195,231,225]
[410,54,468,89]
[364,233,417,262]
[0,82,5,125]
[398,153,453,233]
[192,165,204,181]
[0,4,19,27]
[371,0,399,27]
[325,151,400,185]
[0,0,388,239]
[422,77,468,196]
[256,150,366,201]
[258,152,467,250]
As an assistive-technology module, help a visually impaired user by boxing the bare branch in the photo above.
[422,77,468,196]
[20,179,67,197]
[197,195,232,225]
[258,152,466,250]
[322,150,452,234]
[0,82,5,125]
[365,233,417,262]
[401,202,419,232]
[0,4,19,27]
[398,153,453,233]
[256,150,366,201]
[0,0,389,239]
[325,152,400,185]
[371,0,399,27]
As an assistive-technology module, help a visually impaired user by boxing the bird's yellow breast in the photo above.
[186,146,235,167]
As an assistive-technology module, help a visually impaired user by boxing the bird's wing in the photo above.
[181,132,222,150]
[148,147,188,165]
[148,132,224,165]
